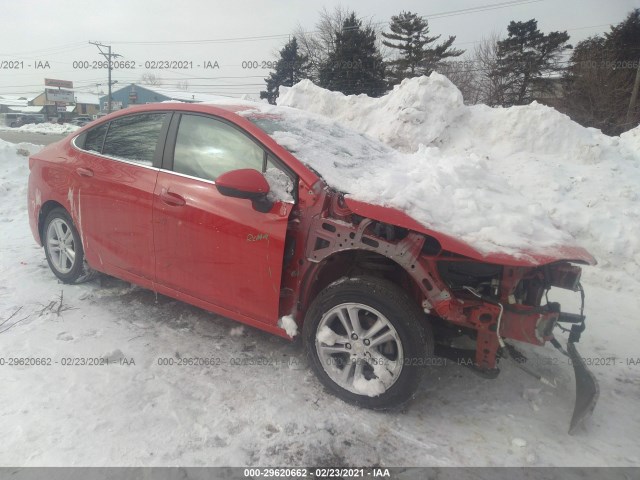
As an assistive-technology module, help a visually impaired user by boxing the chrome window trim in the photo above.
[71,134,160,172]
[157,168,295,204]
[159,168,217,185]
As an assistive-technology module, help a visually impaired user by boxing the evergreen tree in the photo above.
[260,37,309,105]
[491,19,570,106]
[563,9,640,134]
[382,11,463,84]
[317,13,387,97]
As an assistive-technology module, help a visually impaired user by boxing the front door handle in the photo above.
[76,167,94,177]
[160,188,186,207]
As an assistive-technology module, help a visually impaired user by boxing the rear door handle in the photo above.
[160,188,186,207]
[76,167,94,178]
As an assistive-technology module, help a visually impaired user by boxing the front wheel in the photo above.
[43,208,95,284]
[303,276,433,409]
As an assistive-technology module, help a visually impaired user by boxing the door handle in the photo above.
[76,167,94,178]
[160,188,186,207]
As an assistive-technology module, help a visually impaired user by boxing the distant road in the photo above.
[0,130,66,146]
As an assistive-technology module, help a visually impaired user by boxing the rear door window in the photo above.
[102,113,167,166]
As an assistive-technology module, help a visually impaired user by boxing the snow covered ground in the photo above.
[0,122,80,135]
[1,76,639,466]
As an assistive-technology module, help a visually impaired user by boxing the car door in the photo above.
[72,112,170,281]
[153,112,294,324]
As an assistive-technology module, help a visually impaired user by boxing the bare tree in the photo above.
[294,6,386,82]
[140,73,163,86]
[175,80,189,91]
[436,58,479,104]
[473,33,506,106]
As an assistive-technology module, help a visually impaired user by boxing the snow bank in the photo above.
[278,74,640,289]
[279,77,464,152]
[0,122,80,135]
[259,106,574,258]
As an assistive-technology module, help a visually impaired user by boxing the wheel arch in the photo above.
[298,249,426,324]
[38,200,67,242]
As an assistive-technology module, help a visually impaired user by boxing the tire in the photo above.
[303,276,433,409]
[10,122,17,128]
[42,208,95,284]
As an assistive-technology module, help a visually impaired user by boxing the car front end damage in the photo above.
[291,192,599,433]
[429,258,599,434]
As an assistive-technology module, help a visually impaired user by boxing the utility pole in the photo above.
[89,41,121,114]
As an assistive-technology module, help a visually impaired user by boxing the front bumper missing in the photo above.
[567,341,600,434]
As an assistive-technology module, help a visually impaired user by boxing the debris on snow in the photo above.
[229,326,245,337]
[512,438,528,448]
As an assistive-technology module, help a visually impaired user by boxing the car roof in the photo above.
[74,102,320,188]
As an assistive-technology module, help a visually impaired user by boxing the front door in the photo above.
[153,113,294,324]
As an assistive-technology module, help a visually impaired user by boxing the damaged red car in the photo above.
[27,102,598,433]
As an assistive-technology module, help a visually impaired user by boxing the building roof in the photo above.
[103,84,235,104]
[8,105,44,113]
[0,96,29,107]
[74,92,101,105]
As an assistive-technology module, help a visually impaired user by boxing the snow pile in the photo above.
[277,74,640,288]
[279,77,464,152]
[243,104,576,259]
[0,122,80,134]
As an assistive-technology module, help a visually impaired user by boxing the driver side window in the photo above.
[173,114,264,182]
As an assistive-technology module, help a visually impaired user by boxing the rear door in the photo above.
[73,112,170,281]
[153,112,294,324]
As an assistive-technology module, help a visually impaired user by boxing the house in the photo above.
[0,95,29,113]
[74,92,101,117]
[28,90,102,120]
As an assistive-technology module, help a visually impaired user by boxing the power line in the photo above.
[105,0,543,46]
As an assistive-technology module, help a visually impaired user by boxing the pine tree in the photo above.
[491,19,570,106]
[317,13,387,97]
[563,9,640,134]
[382,11,463,84]
[260,37,309,105]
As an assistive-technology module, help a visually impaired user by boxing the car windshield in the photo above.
[243,107,392,193]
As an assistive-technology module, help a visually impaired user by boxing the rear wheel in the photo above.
[43,208,94,284]
[303,276,433,409]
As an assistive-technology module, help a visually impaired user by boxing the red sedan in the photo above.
[27,102,598,433]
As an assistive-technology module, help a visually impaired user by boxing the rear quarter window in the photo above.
[83,123,109,153]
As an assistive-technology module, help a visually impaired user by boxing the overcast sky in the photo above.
[0,0,636,99]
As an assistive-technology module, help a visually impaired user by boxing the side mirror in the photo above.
[215,168,273,213]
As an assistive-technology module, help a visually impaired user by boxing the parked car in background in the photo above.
[69,116,93,127]
[8,114,46,128]
[27,102,599,434]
